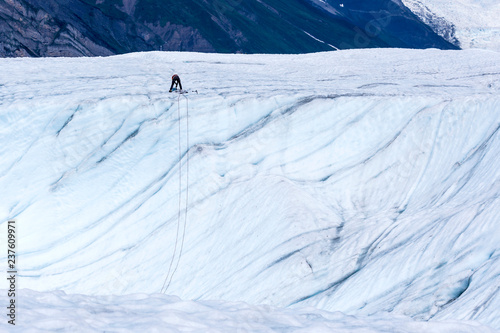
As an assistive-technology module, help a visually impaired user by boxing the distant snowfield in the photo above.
[1,49,499,331]
[402,0,500,50]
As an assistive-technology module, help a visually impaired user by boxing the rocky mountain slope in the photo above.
[0,0,458,56]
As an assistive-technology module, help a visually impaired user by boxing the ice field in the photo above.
[401,0,500,51]
[1,49,499,331]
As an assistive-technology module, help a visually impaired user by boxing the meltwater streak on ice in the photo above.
[0,49,499,330]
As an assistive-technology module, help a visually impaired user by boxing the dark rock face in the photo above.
[144,22,214,52]
[0,0,215,57]
[0,0,113,56]
[0,0,458,57]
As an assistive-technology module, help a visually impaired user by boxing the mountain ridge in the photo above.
[0,0,458,57]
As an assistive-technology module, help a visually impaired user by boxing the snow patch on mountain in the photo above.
[402,0,500,50]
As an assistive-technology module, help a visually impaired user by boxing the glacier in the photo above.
[401,0,500,51]
[1,49,500,331]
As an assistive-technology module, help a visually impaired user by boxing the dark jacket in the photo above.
[169,74,182,91]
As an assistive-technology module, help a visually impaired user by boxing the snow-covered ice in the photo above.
[1,49,499,331]
[4,289,499,332]
[401,0,500,51]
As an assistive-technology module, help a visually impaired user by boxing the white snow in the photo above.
[2,289,498,332]
[401,0,500,51]
[303,31,339,50]
[0,49,500,331]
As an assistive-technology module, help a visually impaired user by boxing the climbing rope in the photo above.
[161,92,190,294]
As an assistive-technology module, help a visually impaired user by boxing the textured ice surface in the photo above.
[0,49,499,331]
[401,0,500,50]
[0,289,497,332]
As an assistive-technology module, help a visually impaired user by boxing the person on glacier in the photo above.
[169,74,182,92]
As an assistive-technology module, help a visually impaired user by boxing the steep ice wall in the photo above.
[0,50,499,329]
